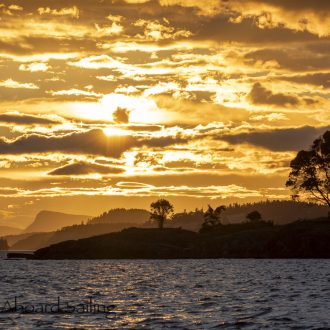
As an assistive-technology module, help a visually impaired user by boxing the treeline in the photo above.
[87,208,149,225]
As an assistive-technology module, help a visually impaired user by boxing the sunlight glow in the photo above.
[101,93,165,124]
[103,127,130,136]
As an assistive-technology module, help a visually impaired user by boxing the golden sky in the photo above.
[0,0,329,227]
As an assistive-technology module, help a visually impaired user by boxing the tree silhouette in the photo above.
[202,205,226,229]
[150,199,174,229]
[286,131,329,208]
[246,211,262,223]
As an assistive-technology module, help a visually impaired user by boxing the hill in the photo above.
[0,225,22,237]
[10,232,55,251]
[34,228,197,259]
[222,200,328,224]
[4,232,42,248]
[10,222,141,251]
[24,211,90,233]
[32,218,330,259]
[8,201,328,250]
[9,208,150,250]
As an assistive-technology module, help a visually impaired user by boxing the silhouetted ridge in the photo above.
[6,201,328,251]
[33,218,330,259]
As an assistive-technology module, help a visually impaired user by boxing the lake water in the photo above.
[0,257,329,329]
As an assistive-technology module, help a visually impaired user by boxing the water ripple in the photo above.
[0,259,329,329]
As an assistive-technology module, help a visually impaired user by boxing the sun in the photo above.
[103,127,130,136]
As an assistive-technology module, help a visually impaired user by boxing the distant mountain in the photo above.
[24,211,90,233]
[11,209,150,250]
[0,226,22,237]
[11,223,144,251]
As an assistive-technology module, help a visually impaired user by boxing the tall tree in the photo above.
[202,205,226,229]
[286,131,330,208]
[150,199,174,229]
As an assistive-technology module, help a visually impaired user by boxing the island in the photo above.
[30,218,330,259]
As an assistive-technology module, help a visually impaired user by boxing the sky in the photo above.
[0,0,329,227]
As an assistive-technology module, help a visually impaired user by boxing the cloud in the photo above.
[0,129,188,157]
[124,124,163,132]
[8,5,23,11]
[112,108,130,123]
[134,19,192,41]
[19,62,49,72]
[0,129,135,158]
[69,55,126,70]
[0,79,39,89]
[220,126,330,151]
[0,113,61,125]
[37,6,79,19]
[162,0,330,36]
[48,162,124,176]
[196,16,318,45]
[245,48,330,71]
[280,73,330,89]
[248,82,299,106]
[49,89,101,98]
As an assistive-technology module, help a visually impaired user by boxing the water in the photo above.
[0,258,330,329]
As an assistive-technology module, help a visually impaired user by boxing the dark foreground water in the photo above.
[0,256,329,329]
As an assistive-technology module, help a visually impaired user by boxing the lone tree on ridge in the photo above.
[150,199,174,229]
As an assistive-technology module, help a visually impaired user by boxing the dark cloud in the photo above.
[248,83,299,106]
[124,124,163,132]
[112,108,130,123]
[220,126,330,151]
[48,162,124,176]
[139,135,187,148]
[0,113,60,125]
[245,48,330,71]
[196,16,318,44]
[257,0,330,11]
[0,129,188,157]
[280,73,330,89]
[0,129,135,157]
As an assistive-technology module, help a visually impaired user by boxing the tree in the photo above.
[286,131,330,208]
[246,211,262,223]
[202,205,226,229]
[150,199,174,229]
